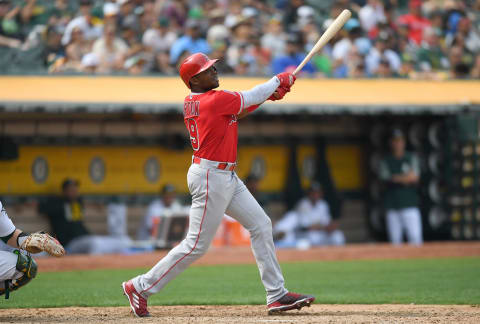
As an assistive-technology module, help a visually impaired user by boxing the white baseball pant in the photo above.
[0,251,23,289]
[386,207,423,245]
[132,162,288,304]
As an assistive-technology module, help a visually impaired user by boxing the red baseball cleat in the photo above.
[122,280,150,317]
[267,292,315,315]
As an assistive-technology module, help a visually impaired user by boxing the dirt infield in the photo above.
[36,241,480,272]
[2,305,480,324]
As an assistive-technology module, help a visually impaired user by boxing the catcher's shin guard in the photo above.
[0,250,37,299]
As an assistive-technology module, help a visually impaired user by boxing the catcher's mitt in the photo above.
[20,232,65,257]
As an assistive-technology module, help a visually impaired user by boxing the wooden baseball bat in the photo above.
[292,9,352,76]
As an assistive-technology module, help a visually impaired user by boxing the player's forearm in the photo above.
[6,228,22,248]
[240,76,280,107]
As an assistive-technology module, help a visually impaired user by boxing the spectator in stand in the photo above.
[43,25,64,69]
[471,54,480,78]
[359,0,386,33]
[92,23,128,73]
[379,129,423,245]
[162,0,189,30]
[250,37,272,75]
[376,58,394,77]
[271,32,316,75]
[142,17,177,54]
[121,23,144,61]
[0,0,479,79]
[446,17,480,54]
[448,45,471,78]
[80,52,98,73]
[232,43,257,76]
[102,2,119,27]
[296,5,316,30]
[21,0,74,37]
[301,20,321,53]
[206,9,229,46]
[449,32,476,69]
[209,41,233,74]
[0,0,23,48]
[38,178,131,254]
[116,0,139,34]
[61,0,102,47]
[417,27,449,74]
[367,3,398,41]
[142,17,176,74]
[62,27,91,72]
[136,184,188,241]
[332,19,371,71]
[169,19,210,66]
[397,0,431,45]
[346,45,367,78]
[261,17,286,59]
[274,182,345,248]
[226,18,254,69]
[282,0,306,29]
[365,33,401,76]
[224,1,243,30]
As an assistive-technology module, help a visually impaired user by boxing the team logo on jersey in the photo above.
[228,114,238,126]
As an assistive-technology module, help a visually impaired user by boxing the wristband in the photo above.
[17,232,29,247]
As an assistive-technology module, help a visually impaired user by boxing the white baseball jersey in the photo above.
[296,198,332,228]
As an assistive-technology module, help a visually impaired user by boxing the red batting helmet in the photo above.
[179,53,218,89]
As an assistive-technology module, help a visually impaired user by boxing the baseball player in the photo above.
[122,53,315,317]
[379,129,423,245]
[0,200,65,299]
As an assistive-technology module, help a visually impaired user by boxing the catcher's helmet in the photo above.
[179,53,218,89]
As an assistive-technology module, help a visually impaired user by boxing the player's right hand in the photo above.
[276,72,296,89]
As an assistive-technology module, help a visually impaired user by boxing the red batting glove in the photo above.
[276,72,296,88]
[268,86,289,101]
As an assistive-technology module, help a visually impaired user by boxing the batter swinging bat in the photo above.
[292,9,352,76]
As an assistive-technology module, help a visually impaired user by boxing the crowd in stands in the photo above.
[0,0,479,79]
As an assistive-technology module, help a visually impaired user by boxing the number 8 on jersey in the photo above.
[187,118,199,151]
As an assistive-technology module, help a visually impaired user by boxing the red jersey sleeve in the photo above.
[213,90,244,116]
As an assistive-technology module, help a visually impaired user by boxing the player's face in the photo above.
[63,184,79,200]
[191,65,219,91]
[391,137,405,156]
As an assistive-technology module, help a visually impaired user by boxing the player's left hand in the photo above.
[20,232,65,257]
[268,86,290,101]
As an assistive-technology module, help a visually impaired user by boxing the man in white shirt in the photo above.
[358,0,386,33]
[137,184,188,241]
[61,0,102,46]
[365,34,401,76]
[274,182,345,248]
[92,23,128,73]
[142,18,177,54]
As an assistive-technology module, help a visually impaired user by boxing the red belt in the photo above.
[193,156,236,171]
